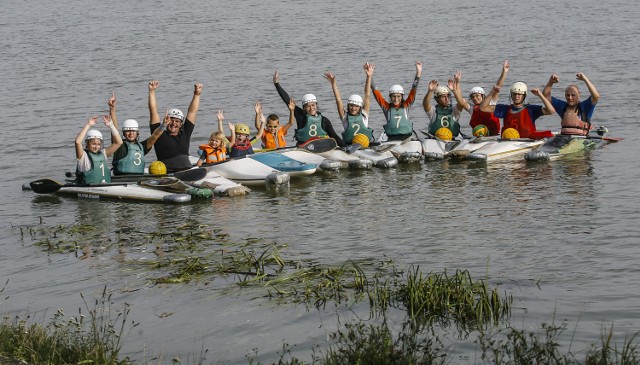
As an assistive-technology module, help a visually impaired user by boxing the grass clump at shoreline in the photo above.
[0,286,134,365]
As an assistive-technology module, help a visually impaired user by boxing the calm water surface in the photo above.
[2,0,640,363]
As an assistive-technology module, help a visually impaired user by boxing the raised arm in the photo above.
[103,115,123,157]
[254,101,263,130]
[217,110,229,140]
[363,62,374,115]
[451,71,470,112]
[577,72,600,104]
[422,80,438,113]
[148,80,161,125]
[283,98,296,133]
[108,92,118,143]
[273,70,291,104]
[145,111,169,151]
[530,88,555,115]
[542,74,559,100]
[186,83,202,124]
[75,116,98,159]
[227,122,236,148]
[480,85,500,113]
[324,71,345,119]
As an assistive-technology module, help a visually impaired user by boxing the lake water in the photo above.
[2,0,640,363]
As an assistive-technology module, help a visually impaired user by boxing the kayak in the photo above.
[372,140,422,163]
[353,148,398,168]
[465,138,546,162]
[26,179,192,203]
[249,151,317,176]
[525,135,614,161]
[421,138,467,160]
[198,158,289,187]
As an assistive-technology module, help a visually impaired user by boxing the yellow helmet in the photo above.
[149,161,167,175]
[351,133,370,148]
[235,123,250,135]
[501,128,520,140]
[434,127,453,141]
[473,125,489,137]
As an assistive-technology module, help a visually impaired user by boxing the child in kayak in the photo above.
[273,70,345,147]
[108,92,166,175]
[215,109,262,158]
[371,61,422,141]
[423,78,464,139]
[254,100,294,149]
[197,114,235,166]
[324,62,375,146]
[75,115,123,184]
[450,61,510,136]
[542,72,600,136]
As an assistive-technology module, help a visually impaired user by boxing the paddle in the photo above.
[588,135,623,142]
[298,138,338,153]
[343,143,362,154]
[65,167,207,182]
[30,179,130,194]
[372,135,413,153]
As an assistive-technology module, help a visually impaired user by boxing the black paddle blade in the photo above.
[173,167,207,181]
[299,138,337,153]
[30,178,63,194]
[344,143,362,154]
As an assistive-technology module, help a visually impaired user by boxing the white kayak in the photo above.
[466,138,546,162]
[248,151,317,177]
[199,158,289,187]
[372,140,423,163]
[26,179,192,203]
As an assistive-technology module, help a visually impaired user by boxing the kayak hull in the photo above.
[525,135,607,161]
[46,184,191,203]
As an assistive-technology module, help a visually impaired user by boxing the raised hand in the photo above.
[273,70,280,84]
[364,62,375,76]
[416,60,423,73]
[447,78,455,90]
[102,115,112,127]
[194,83,203,96]
[428,80,438,91]
[217,109,224,121]
[108,91,116,109]
[162,109,171,127]
[288,98,296,111]
[254,101,262,114]
[530,88,541,96]
[149,80,159,91]
[576,72,587,81]
[87,116,98,126]
[503,60,510,73]
[549,74,560,84]
[324,71,336,85]
[454,70,462,83]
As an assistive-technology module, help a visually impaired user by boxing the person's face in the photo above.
[86,138,102,153]
[237,133,249,142]
[209,138,221,148]
[436,94,450,107]
[123,130,138,142]
[267,120,280,133]
[511,93,525,105]
[470,93,484,105]
[167,118,183,135]
[303,102,317,115]
[347,103,361,115]
[565,87,580,106]
[390,94,402,105]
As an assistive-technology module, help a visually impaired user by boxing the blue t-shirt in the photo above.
[493,104,544,124]
[551,96,596,121]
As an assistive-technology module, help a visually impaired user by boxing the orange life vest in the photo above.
[261,128,288,149]
[199,144,226,163]
[560,110,590,136]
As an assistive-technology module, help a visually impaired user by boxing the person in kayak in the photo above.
[371,61,422,141]
[254,100,294,149]
[108,92,166,175]
[75,115,123,184]
[423,78,464,139]
[197,111,236,166]
[451,61,510,136]
[148,80,203,172]
[324,62,375,146]
[542,73,600,136]
[480,77,555,139]
[273,70,345,147]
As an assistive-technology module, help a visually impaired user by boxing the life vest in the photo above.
[230,139,255,158]
[295,113,328,142]
[262,128,288,149]
[470,105,501,136]
[560,107,590,136]
[384,106,413,136]
[114,141,145,174]
[428,105,460,136]
[342,113,373,143]
[502,105,536,138]
[199,144,227,163]
[77,150,110,184]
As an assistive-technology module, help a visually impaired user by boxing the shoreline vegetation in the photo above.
[3,222,639,364]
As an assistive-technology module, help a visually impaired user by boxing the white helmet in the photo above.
[469,86,485,97]
[434,85,451,98]
[510,82,528,95]
[302,94,317,105]
[85,129,103,141]
[168,108,185,122]
[122,119,139,131]
[388,84,404,95]
[347,94,364,107]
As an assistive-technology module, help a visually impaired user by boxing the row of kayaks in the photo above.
[24,133,620,203]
